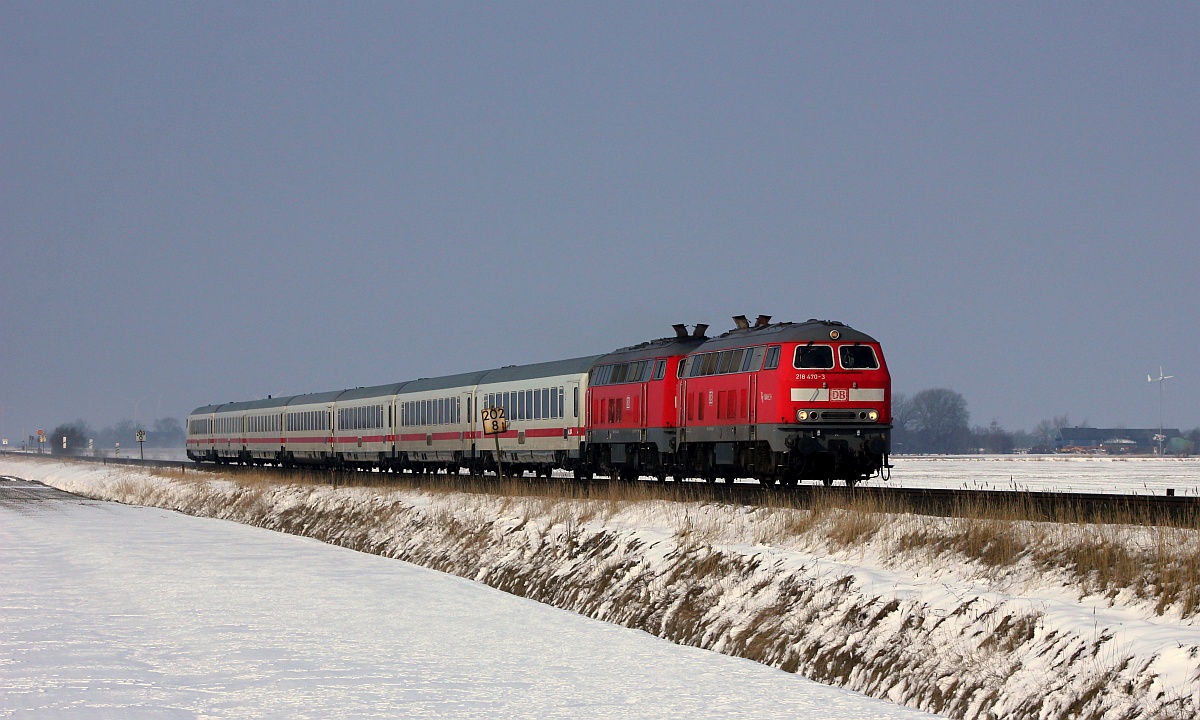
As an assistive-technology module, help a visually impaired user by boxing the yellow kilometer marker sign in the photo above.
[481,407,508,480]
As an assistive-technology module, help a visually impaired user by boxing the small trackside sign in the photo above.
[481,407,507,435]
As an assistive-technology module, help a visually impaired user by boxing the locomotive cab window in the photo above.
[794,345,834,369]
[839,345,879,369]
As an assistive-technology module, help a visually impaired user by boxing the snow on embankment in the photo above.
[8,457,1199,720]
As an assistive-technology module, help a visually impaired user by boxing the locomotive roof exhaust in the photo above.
[693,323,708,338]
[754,314,772,328]
[672,324,689,339]
[732,315,750,329]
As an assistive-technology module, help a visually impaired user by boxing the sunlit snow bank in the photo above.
[6,457,1199,720]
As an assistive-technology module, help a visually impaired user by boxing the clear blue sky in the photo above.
[2,2,1197,439]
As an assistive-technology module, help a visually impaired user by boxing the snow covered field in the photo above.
[869,456,1200,496]
[0,473,936,719]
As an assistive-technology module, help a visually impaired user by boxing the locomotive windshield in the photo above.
[839,345,879,369]
[794,345,834,369]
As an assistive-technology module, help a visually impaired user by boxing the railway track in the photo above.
[8,452,1198,525]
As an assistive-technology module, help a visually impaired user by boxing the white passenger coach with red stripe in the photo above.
[187,356,599,477]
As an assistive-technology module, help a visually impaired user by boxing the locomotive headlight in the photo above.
[867,410,879,421]
[797,410,810,422]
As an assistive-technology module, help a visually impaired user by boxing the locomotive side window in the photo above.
[743,346,764,371]
[653,360,666,380]
[839,345,879,369]
[764,346,781,370]
[795,345,834,369]
[717,349,742,374]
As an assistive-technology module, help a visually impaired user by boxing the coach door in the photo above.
[326,405,335,454]
[462,391,474,456]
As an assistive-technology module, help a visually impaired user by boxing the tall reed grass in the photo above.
[148,466,1200,618]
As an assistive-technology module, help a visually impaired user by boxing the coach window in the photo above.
[764,345,781,370]
[795,345,835,369]
[573,386,579,418]
[839,345,879,370]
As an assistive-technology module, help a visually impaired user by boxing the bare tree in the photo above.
[151,417,185,447]
[49,421,92,455]
[906,388,971,454]
[1033,414,1071,449]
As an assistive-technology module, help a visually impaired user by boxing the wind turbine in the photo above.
[1147,367,1173,456]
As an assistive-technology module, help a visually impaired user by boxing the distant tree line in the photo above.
[47,417,184,455]
[893,389,1200,455]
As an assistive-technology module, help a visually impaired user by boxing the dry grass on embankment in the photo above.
[150,465,1200,619]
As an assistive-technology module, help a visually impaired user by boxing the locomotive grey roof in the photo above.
[477,355,603,385]
[695,319,879,353]
[593,336,709,365]
[398,370,491,394]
